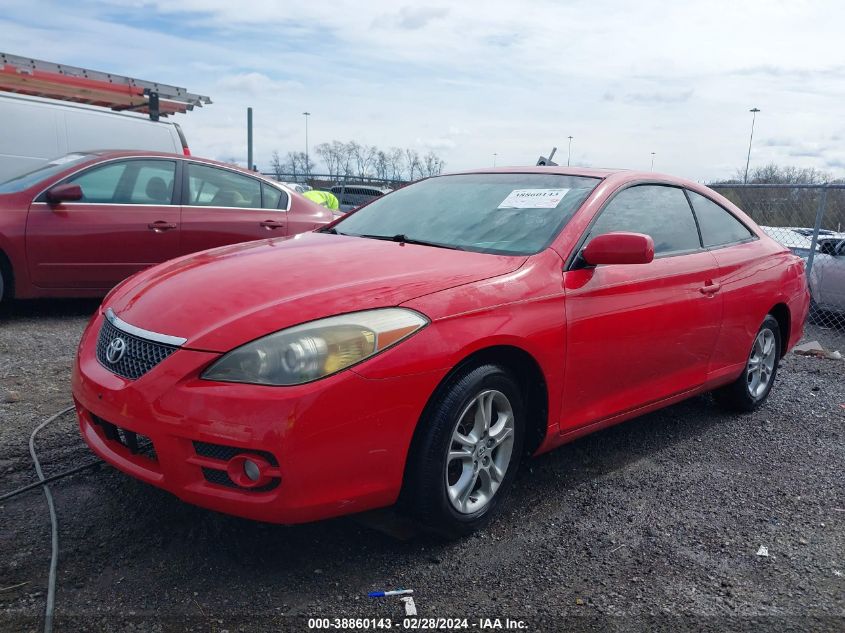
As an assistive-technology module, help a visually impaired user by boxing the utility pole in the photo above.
[493,152,497,167]
[650,152,656,171]
[567,136,573,166]
[302,111,311,181]
[744,107,760,184]
[247,107,253,171]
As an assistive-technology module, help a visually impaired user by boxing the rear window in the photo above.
[0,153,93,193]
[687,190,754,247]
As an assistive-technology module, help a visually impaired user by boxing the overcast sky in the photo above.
[3,0,844,181]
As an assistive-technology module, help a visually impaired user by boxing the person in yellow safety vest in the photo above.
[302,189,339,211]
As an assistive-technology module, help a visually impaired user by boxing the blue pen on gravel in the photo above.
[368,589,414,598]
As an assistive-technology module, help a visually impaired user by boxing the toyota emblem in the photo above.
[106,337,127,364]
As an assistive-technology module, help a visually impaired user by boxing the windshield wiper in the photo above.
[357,233,464,250]
[320,227,344,235]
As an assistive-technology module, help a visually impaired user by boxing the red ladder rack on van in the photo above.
[0,52,211,120]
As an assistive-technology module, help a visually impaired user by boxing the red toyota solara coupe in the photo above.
[72,168,809,536]
[0,150,332,303]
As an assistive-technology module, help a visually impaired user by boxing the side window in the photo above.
[262,183,287,209]
[62,160,176,204]
[687,190,753,247]
[588,185,701,255]
[66,162,128,203]
[187,164,261,209]
[119,160,176,204]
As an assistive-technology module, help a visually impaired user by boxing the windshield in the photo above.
[0,153,94,193]
[331,173,601,255]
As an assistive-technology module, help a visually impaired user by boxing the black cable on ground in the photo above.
[28,405,75,633]
[0,458,102,502]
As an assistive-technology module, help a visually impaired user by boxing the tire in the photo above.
[714,314,781,412]
[402,364,525,537]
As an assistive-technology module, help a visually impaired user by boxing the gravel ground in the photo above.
[1,299,843,632]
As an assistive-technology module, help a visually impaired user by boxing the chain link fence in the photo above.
[710,184,845,353]
[260,171,404,189]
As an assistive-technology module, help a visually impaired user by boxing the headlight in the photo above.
[201,308,428,385]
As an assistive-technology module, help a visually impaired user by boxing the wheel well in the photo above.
[409,345,549,465]
[0,249,13,300]
[769,303,790,356]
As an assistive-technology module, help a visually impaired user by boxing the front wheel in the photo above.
[714,314,781,412]
[402,364,525,537]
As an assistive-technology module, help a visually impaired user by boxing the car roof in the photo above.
[449,166,622,179]
[442,166,713,190]
[78,150,277,182]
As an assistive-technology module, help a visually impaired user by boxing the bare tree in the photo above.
[374,150,389,180]
[423,151,445,177]
[270,151,284,180]
[279,151,315,181]
[388,147,404,182]
[315,143,337,176]
[724,163,832,185]
[292,140,443,183]
[404,148,422,180]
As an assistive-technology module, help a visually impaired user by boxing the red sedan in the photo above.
[72,167,809,536]
[0,150,332,302]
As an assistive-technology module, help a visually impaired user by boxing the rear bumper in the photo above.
[72,312,444,524]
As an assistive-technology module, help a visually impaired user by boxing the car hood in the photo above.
[107,232,526,352]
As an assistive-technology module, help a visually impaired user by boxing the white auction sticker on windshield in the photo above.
[497,188,570,209]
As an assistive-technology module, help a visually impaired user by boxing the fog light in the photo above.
[225,453,274,488]
[243,459,261,482]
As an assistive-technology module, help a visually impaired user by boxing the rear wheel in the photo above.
[403,364,525,537]
[714,314,781,412]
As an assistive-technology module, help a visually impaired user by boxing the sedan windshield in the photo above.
[0,153,94,193]
[330,173,601,255]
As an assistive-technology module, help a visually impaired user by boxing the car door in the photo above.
[25,158,180,289]
[179,163,288,255]
[816,240,845,309]
[684,190,765,374]
[561,184,722,432]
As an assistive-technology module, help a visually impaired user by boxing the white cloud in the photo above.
[1,0,844,181]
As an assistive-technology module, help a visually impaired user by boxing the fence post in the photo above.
[805,185,828,276]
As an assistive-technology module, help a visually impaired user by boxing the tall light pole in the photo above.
[567,136,573,166]
[650,152,656,171]
[302,111,311,181]
[744,107,760,184]
[493,152,497,167]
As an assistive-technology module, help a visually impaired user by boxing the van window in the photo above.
[187,164,262,209]
[587,185,701,255]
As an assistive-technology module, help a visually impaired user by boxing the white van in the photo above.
[0,93,190,182]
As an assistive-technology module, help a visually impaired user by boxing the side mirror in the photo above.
[46,183,83,204]
[581,232,655,266]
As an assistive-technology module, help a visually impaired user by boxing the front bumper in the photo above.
[72,311,445,524]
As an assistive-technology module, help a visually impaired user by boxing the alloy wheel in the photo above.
[747,328,777,399]
[445,389,515,514]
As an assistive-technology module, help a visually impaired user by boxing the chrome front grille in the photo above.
[95,315,179,380]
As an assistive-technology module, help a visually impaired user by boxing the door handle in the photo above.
[260,220,285,230]
[699,282,721,295]
[147,221,177,232]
